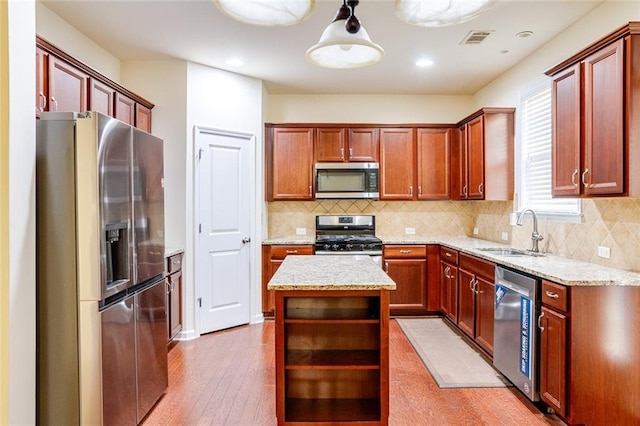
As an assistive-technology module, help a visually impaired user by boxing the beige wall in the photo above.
[36,2,120,82]
[0,1,8,422]
[266,94,474,124]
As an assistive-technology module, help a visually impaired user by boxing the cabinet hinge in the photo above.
[199,223,202,233]
[198,148,203,161]
[197,297,202,308]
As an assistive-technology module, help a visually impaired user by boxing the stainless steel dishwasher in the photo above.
[493,266,540,401]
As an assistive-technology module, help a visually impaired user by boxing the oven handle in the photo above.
[315,251,383,256]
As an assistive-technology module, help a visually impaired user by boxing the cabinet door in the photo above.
[168,271,183,339]
[36,48,48,116]
[384,258,427,315]
[475,275,495,355]
[440,262,458,322]
[135,104,152,133]
[583,38,624,195]
[268,128,314,200]
[348,128,379,162]
[540,306,567,417]
[457,268,475,338]
[90,79,115,117]
[48,56,89,113]
[551,64,582,197]
[115,92,136,125]
[466,116,485,199]
[417,128,451,200]
[315,128,346,162]
[380,128,416,200]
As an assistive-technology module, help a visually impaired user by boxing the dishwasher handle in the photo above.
[496,278,530,297]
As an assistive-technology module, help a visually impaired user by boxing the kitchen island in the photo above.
[268,255,396,426]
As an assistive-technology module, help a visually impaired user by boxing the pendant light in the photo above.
[306,0,384,69]
[396,0,494,27]
[214,0,315,27]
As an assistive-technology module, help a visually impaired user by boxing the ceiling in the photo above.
[39,0,605,95]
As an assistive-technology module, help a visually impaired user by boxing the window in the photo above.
[517,78,580,220]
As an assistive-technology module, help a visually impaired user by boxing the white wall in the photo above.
[121,60,188,250]
[185,62,265,330]
[474,0,640,107]
[7,1,36,424]
[266,94,474,123]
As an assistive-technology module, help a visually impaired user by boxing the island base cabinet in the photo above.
[275,290,389,426]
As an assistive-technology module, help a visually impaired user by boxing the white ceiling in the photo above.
[39,0,605,95]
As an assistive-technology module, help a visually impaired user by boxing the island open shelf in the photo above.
[268,255,395,426]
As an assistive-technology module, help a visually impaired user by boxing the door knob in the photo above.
[242,237,251,244]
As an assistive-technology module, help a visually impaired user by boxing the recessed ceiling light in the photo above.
[516,31,534,38]
[500,49,510,54]
[226,58,244,67]
[416,58,434,67]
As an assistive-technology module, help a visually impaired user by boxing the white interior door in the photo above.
[195,127,253,334]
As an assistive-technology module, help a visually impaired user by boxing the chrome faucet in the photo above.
[517,209,544,253]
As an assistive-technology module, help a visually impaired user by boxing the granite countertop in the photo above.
[264,235,640,287]
[267,255,396,291]
[165,247,184,258]
[263,237,315,245]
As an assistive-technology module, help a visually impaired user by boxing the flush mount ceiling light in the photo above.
[396,0,494,27]
[306,0,384,69]
[214,0,315,26]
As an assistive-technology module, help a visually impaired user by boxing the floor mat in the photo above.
[396,318,511,388]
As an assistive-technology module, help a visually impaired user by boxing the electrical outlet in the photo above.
[598,246,611,259]
[405,227,416,235]
[473,227,479,235]
[295,228,306,236]
[501,232,509,241]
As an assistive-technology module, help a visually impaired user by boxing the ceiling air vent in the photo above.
[460,30,494,45]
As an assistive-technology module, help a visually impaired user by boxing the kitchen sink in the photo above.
[477,248,545,257]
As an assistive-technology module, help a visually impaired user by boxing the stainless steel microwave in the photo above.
[314,162,379,199]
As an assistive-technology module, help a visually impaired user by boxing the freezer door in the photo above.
[98,114,135,299]
[135,279,169,422]
[133,128,165,285]
[101,295,137,426]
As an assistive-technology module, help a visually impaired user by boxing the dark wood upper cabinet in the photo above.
[546,22,640,197]
[416,128,451,200]
[36,35,154,129]
[90,79,115,117]
[315,127,379,162]
[115,92,136,126]
[452,108,514,201]
[379,128,416,200]
[48,55,89,113]
[266,126,314,201]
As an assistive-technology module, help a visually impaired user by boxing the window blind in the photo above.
[518,83,580,216]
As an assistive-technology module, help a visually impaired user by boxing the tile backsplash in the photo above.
[267,197,640,272]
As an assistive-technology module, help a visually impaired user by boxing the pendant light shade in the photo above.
[395,0,494,27]
[306,0,384,69]
[214,0,315,27]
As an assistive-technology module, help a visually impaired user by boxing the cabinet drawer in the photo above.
[270,245,314,260]
[542,280,569,312]
[459,253,495,280]
[439,246,458,264]
[383,245,427,258]
[167,253,183,274]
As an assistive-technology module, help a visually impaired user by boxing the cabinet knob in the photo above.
[39,92,47,111]
[399,249,411,254]
[478,182,483,195]
[409,185,413,196]
[285,250,298,254]
[571,169,579,188]
[50,97,58,111]
[340,148,345,160]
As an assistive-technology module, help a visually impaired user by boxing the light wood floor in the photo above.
[142,319,565,425]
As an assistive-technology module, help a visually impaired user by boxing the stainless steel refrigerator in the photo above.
[36,112,167,425]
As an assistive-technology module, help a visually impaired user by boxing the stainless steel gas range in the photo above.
[314,215,382,266]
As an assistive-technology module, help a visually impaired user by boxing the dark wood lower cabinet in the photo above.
[275,290,389,425]
[539,306,567,417]
[262,244,314,316]
[456,253,495,356]
[383,245,428,316]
